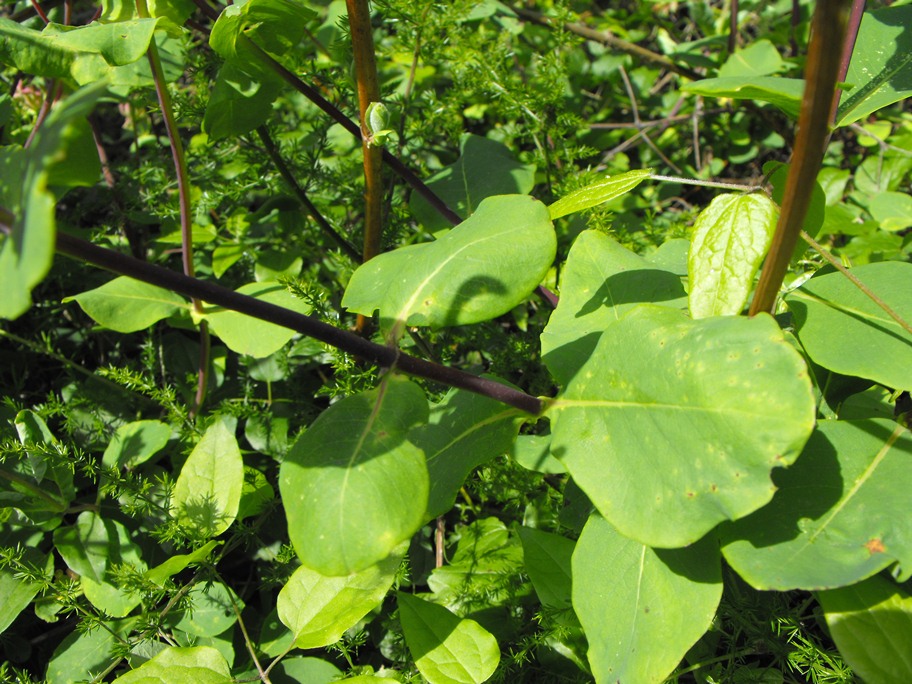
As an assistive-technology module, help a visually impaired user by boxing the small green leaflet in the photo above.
[548,169,652,220]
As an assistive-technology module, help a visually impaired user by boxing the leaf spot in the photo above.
[864,538,886,555]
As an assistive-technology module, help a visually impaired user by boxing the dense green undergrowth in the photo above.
[2,0,912,682]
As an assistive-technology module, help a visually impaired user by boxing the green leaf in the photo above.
[236,466,274,520]
[427,518,525,612]
[102,420,172,470]
[687,193,778,318]
[541,230,686,386]
[203,281,311,358]
[785,262,912,391]
[835,5,912,127]
[0,19,171,85]
[80,516,145,618]
[548,169,652,220]
[0,83,105,320]
[11,410,74,517]
[410,134,536,233]
[269,657,342,684]
[112,646,232,683]
[517,527,574,610]
[47,619,131,684]
[145,540,220,587]
[277,546,403,649]
[172,581,242,637]
[511,434,565,474]
[52,511,111,583]
[171,419,244,538]
[722,419,912,590]
[410,384,523,519]
[869,191,912,232]
[818,574,912,684]
[717,39,786,78]
[0,548,49,635]
[203,61,281,140]
[681,76,804,118]
[64,276,188,333]
[572,513,722,684]
[548,305,815,547]
[343,195,554,333]
[279,378,429,575]
[398,592,500,684]
[209,0,313,63]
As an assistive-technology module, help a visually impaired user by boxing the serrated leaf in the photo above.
[722,419,912,590]
[171,420,243,538]
[277,547,403,649]
[64,276,188,332]
[572,513,722,684]
[279,378,429,575]
[681,76,804,118]
[410,134,536,233]
[343,195,554,333]
[548,305,815,547]
[410,384,523,519]
[687,193,777,318]
[835,4,912,126]
[785,261,912,391]
[548,169,652,220]
[398,592,500,684]
[112,646,232,683]
[541,230,686,386]
[818,574,912,684]
[203,281,310,358]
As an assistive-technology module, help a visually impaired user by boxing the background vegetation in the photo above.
[1,0,911,682]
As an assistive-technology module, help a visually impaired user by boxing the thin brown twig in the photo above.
[800,231,912,337]
[508,4,703,81]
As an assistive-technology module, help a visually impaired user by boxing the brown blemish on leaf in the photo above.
[864,538,886,555]
[710,484,718,492]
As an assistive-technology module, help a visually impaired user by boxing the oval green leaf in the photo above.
[112,645,232,683]
[541,230,686,386]
[171,419,243,538]
[410,383,523,519]
[835,4,912,127]
[102,420,172,470]
[818,574,912,684]
[409,134,536,233]
[398,592,500,684]
[64,276,188,333]
[203,281,311,358]
[785,261,912,391]
[572,513,722,684]
[688,193,777,318]
[342,195,555,333]
[722,419,912,590]
[277,546,403,649]
[279,378,429,575]
[548,168,652,220]
[548,304,815,548]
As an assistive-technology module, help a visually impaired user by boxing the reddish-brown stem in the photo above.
[749,0,851,316]
[53,232,545,416]
[139,0,209,414]
[346,0,384,266]
[831,0,866,125]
